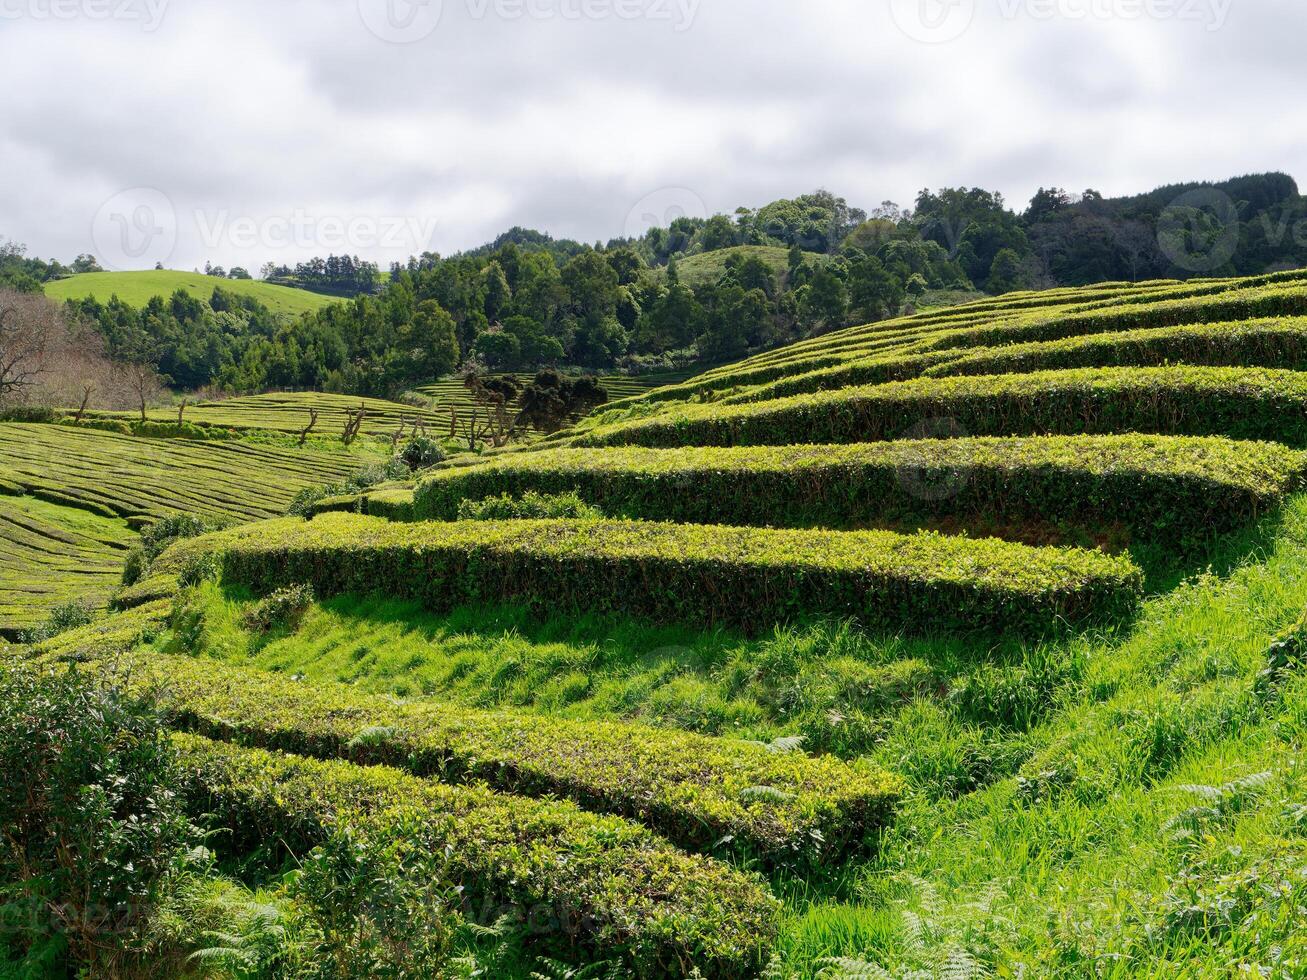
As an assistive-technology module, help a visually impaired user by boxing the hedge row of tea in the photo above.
[111,391,447,439]
[0,423,359,524]
[579,366,1307,450]
[0,496,136,635]
[618,271,1307,409]
[176,733,779,978]
[413,435,1303,540]
[165,512,1142,636]
[52,643,898,863]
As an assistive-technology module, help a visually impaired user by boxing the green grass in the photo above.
[645,245,825,288]
[44,270,337,316]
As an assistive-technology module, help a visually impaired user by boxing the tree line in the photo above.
[4,173,1306,406]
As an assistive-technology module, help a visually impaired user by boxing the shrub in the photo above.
[122,514,229,587]
[164,513,1143,639]
[0,664,192,974]
[178,734,781,977]
[63,647,900,866]
[289,460,412,518]
[241,584,316,634]
[579,366,1307,450]
[456,491,605,521]
[398,435,445,472]
[17,600,96,645]
[415,436,1303,540]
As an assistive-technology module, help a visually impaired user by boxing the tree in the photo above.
[516,370,608,433]
[0,290,57,403]
[117,338,168,421]
[986,247,1026,294]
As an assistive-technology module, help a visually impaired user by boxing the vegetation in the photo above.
[44,270,335,316]
[414,436,1305,543]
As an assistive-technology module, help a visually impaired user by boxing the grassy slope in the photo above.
[44,270,337,316]
[645,245,823,288]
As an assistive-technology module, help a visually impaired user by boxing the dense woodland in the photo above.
[4,173,1307,401]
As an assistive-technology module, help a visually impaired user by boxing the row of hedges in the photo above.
[578,366,1307,451]
[176,733,779,978]
[48,645,898,865]
[922,281,1307,353]
[926,315,1307,379]
[414,436,1304,540]
[156,512,1143,637]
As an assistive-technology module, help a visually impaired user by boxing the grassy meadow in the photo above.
[44,270,337,316]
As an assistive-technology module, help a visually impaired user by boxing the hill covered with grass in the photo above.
[11,266,1307,975]
[45,270,337,316]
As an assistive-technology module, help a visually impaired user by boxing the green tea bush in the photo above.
[66,647,899,865]
[0,664,192,975]
[580,366,1307,450]
[175,513,1142,637]
[457,491,605,521]
[240,583,316,634]
[123,514,229,587]
[415,436,1303,539]
[178,734,781,977]
[16,599,96,644]
[398,435,445,472]
[289,459,412,518]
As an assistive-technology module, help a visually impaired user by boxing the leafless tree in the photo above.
[0,291,57,403]
[115,344,168,423]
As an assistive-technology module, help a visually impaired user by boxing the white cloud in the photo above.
[1,0,1303,270]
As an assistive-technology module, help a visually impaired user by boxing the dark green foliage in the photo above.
[397,435,444,472]
[17,600,96,644]
[0,665,191,974]
[178,734,781,977]
[240,584,316,634]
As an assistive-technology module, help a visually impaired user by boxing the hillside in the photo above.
[646,244,824,287]
[44,270,337,316]
[11,268,1307,975]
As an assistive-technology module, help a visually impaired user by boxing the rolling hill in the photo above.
[44,270,338,316]
[13,266,1307,976]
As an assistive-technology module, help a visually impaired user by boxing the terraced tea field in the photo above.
[17,266,1307,976]
[109,391,447,440]
[0,423,360,635]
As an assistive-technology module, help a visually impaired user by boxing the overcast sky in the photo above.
[2,0,1304,272]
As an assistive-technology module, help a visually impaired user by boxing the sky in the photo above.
[2,0,1305,273]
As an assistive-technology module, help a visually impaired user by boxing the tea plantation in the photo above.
[11,267,1307,976]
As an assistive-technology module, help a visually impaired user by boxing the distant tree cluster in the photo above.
[260,254,381,297]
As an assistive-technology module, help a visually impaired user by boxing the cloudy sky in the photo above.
[1,0,1303,272]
